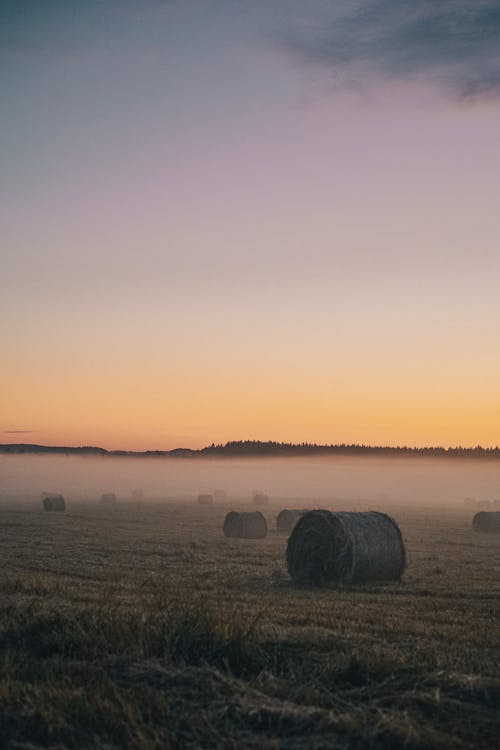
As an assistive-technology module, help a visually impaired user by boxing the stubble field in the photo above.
[0,499,499,749]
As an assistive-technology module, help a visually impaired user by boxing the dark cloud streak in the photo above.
[282,1,500,99]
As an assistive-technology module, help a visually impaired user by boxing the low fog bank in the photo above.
[1,454,499,507]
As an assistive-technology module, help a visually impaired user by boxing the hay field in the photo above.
[0,500,499,749]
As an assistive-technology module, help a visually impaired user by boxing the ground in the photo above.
[0,499,499,749]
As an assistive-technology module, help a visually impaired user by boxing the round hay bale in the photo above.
[214,489,227,501]
[276,509,309,534]
[286,510,405,585]
[253,491,269,506]
[223,511,267,539]
[101,492,117,505]
[477,500,491,510]
[463,497,477,507]
[472,511,500,533]
[197,493,214,505]
[42,493,66,512]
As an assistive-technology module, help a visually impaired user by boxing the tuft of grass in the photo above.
[164,602,264,674]
[0,599,265,674]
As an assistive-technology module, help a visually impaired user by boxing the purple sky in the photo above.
[2,1,500,449]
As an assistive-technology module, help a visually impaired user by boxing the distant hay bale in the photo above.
[42,493,66,512]
[101,492,117,505]
[131,489,144,501]
[197,493,214,505]
[286,510,406,585]
[472,512,500,533]
[493,499,500,508]
[252,491,269,506]
[276,509,309,534]
[477,500,491,510]
[214,489,227,501]
[463,497,477,507]
[223,511,267,539]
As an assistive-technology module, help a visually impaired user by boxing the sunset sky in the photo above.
[2,1,500,450]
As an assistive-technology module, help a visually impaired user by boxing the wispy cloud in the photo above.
[281,1,500,99]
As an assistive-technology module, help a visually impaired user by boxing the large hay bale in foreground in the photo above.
[101,492,117,505]
[197,493,214,505]
[42,493,66,512]
[286,510,405,585]
[276,509,309,534]
[472,512,500,533]
[223,511,267,539]
[252,491,269,506]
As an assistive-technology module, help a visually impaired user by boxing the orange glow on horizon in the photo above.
[3,355,499,451]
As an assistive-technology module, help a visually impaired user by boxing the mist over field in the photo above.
[1,454,499,506]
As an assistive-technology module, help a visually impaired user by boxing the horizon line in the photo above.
[1,439,500,457]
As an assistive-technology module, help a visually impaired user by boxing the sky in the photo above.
[1,0,500,451]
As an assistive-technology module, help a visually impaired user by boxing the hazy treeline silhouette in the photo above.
[202,441,500,458]
[1,441,500,459]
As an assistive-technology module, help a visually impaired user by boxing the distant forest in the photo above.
[1,440,500,459]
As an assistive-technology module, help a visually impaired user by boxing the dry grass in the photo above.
[0,500,499,748]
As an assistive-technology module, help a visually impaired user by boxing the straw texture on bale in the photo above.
[42,494,66,512]
[472,512,500,533]
[101,493,117,505]
[276,509,309,534]
[252,492,269,506]
[197,493,214,505]
[223,511,267,539]
[286,510,405,585]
